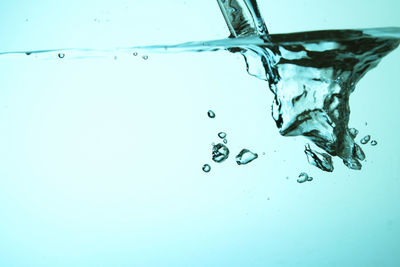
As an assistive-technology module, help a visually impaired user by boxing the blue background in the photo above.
[0,1,399,266]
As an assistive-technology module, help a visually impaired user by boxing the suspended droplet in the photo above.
[370,140,378,146]
[207,110,216,118]
[58,53,65,58]
[236,149,258,165]
[218,132,226,139]
[304,143,334,172]
[360,135,371,145]
[142,55,148,60]
[202,164,211,173]
[212,143,229,163]
[133,52,138,56]
[348,128,359,139]
[223,138,228,144]
[297,172,312,183]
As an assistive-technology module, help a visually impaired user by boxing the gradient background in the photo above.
[0,1,399,266]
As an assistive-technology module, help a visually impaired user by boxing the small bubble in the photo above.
[114,56,118,60]
[218,132,226,139]
[207,110,216,118]
[360,135,371,145]
[223,138,228,144]
[262,152,266,155]
[202,164,211,173]
[133,52,138,56]
[58,53,65,59]
[212,143,229,163]
[25,52,31,56]
[297,172,312,183]
[236,149,258,165]
[371,140,378,146]
[142,55,148,60]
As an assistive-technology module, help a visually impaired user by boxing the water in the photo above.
[0,0,400,266]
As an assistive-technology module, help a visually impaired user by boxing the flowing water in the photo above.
[0,0,400,266]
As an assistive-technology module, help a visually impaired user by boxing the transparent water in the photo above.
[0,1,400,266]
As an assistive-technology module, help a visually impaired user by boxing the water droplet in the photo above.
[223,138,228,144]
[304,143,334,172]
[236,149,258,165]
[58,53,65,58]
[202,164,211,173]
[371,140,378,146]
[349,128,359,139]
[297,172,312,183]
[133,52,138,56]
[212,143,229,163]
[360,135,371,145]
[207,110,216,118]
[218,132,226,139]
[142,55,148,60]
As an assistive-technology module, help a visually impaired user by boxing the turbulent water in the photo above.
[1,0,399,172]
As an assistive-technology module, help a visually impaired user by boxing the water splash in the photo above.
[0,1,398,172]
[236,149,258,165]
[212,143,230,163]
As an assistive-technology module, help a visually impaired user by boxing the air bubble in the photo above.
[58,53,65,58]
[236,149,258,165]
[218,132,226,139]
[202,164,211,173]
[142,55,148,60]
[360,135,371,145]
[212,143,229,163]
[133,52,138,56]
[297,172,312,183]
[207,110,216,118]
[223,138,228,144]
[371,140,378,146]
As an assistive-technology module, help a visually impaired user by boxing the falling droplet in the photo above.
[212,143,229,163]
[133,52,138,56]
[218,132,226,139]
[58,53,65,59]
[207,110,216,118]
[297,172,312,183]
[223,138,228,144]
[236,149,258,165]
[371,140,378,146]
[304,143,334,172]
[348,128,359,139]
[142,55,148,60]
[202,164,211,173]
[360,135,371,145]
